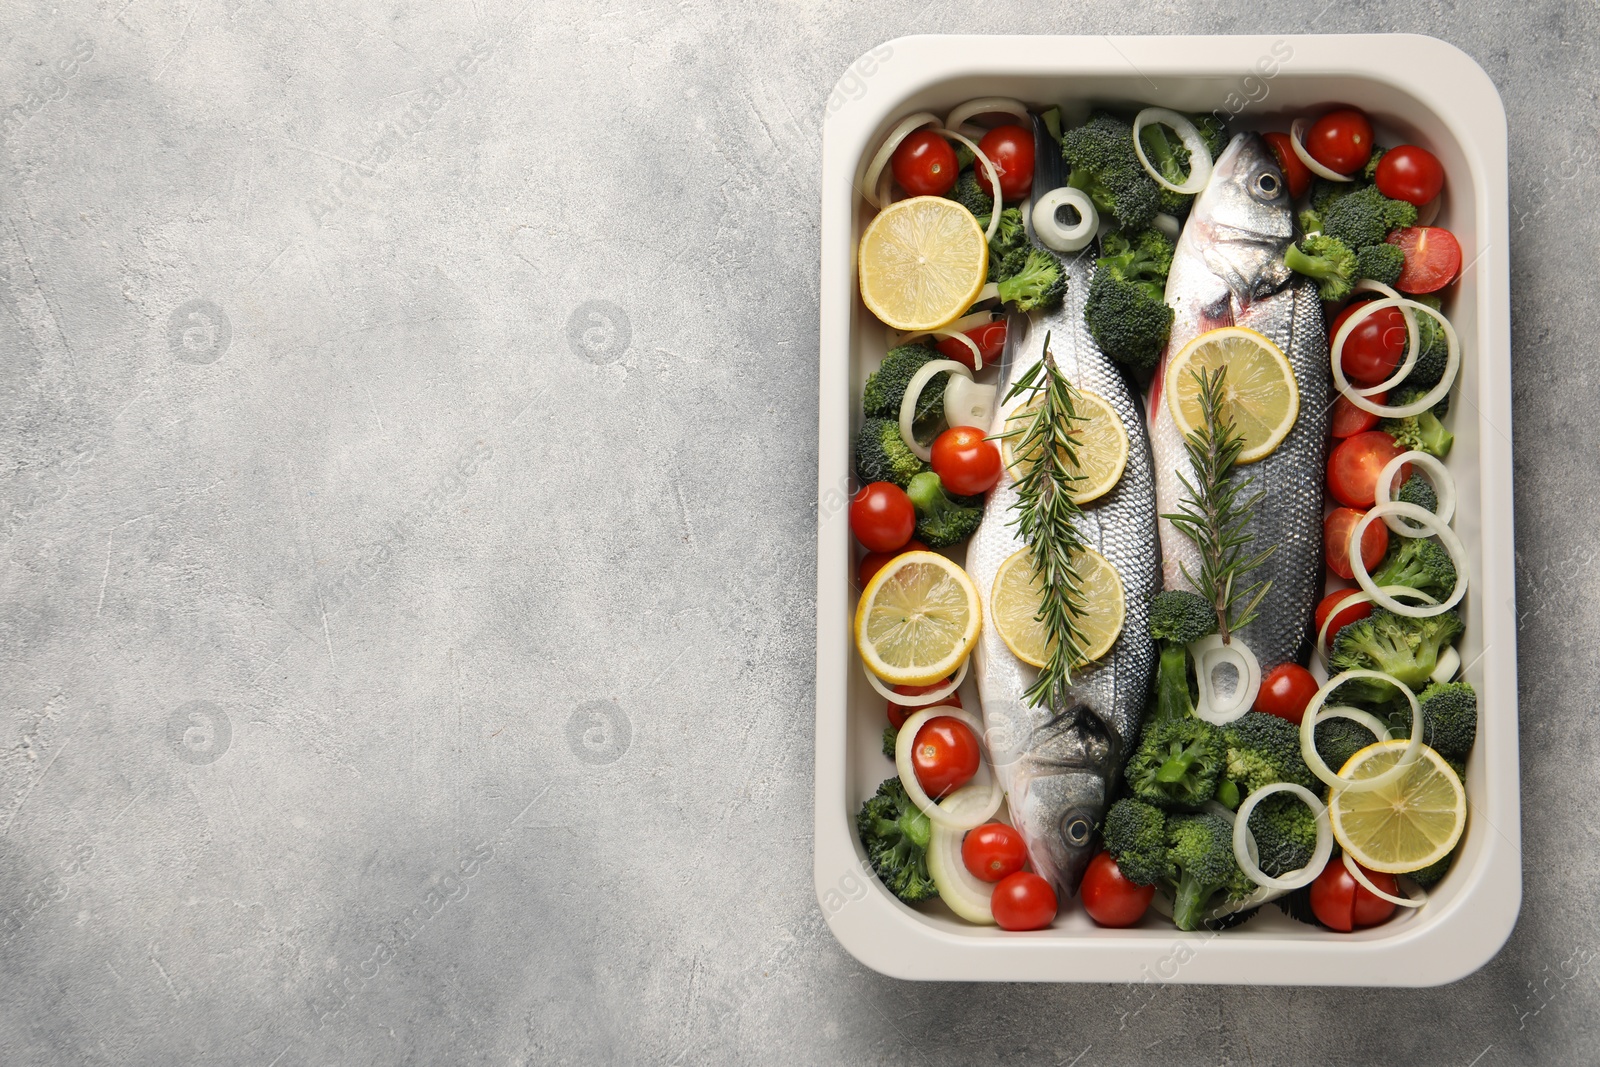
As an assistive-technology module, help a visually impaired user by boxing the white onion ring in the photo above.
[1290,116,1356,182]
[936,128,1002,241]
[898,359,972,460]
[1132,108,1215,194]
[1431,644,1460,684]
[861,656,969,708]
[1030,187,1098,252]
[1333,296,1460,417]
[1343,852,1428,908]
[1374,449,1456,536]
[975,281,1000,304]
[1315,585,1438,663]
[1331,295,1419,399]
[944,97,1031,139]
[1152,213,1182,242]
[895,309,997,346]
[925,786,1000,923]
[894,706,1003,829]
[944,376,998,428]
[1299,670,1423,792]
[859,111,942,210]
[1188,635,1261,725]
[1232,783,1334,891]
[1349,502,1468,617]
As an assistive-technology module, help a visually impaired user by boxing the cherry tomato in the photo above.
[1327,431,1411,509]
[961,822,1028,883]
[1304,108,1374,175]
[1316,588,1374,640]
[849,482,915,553]
[911,715,980,799]
[890,130,958,197]
[1263,131,1312,200]
[937,320,1006,370]
[1309,860,1399,932]
[1080,852,1154,927]
[975,125,1034,201]
[1374,145,1445,207]
[1388,227,1462,294]
[991,871,1058,931]
[1324,506,1389,581]
[1330,391,1384,438]
[931,426,1002,496]
[859,539,928,590]
[885,676,959,730]
[1330,300,1407,387]
[1254,663,1320,725]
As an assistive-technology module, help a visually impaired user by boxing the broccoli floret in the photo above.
[1396,472,1439,513]
[1084,227,1176,374]
[862,344,946,439]
[905,471,982,548]
[1192,114,1230,159]
[1148,589,1218,646]
[1328,608,1465,702]
[1284,233,1358,301]
[1247,793,1319,877]
[996,247,1066,312]
[1218,712,1315,799]
[1128,716,1226,810]
[1322,184,1419,249]
[1062,111,1162,230]
[1379,387,1454,457]
[1101,226,1176,281]
[1314,715,1381,775]
[981,207,1028,281]
[1409,847,1457,888]
[882,726,898,759]
[856,777,937,903]
[1356,242,1407,286]
[854,417,929,488]
[1311,177,1359,214]
[946,167,994,217]
[1372,536,1457,599]
[1102,798,1172,886]
[1363,146,1387,182]
[1165,811,1255,931]
[1419,681,1478,760]
[1137,122,1198,217]
[1397,294,1450,391]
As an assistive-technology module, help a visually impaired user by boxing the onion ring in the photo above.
[1431,644,1461,684]
[1232,783,1334,891]
[1132,108,1215,194]
[894,705,1003,829]
[1299,670,1423,793]
[1315,585,1438,663]
[860,657,968,708]
[1030,187,1098,252]
[1331,295,1419,399]
[1343,852,1428,908]
[944,97,1031,139]
[1189,635,1261,725]
[898,359,971,460]
[925,786,1001,923]
[937,128,1002,241]
[1332,296,1460,418]
[859,112,942,210]
[1349,502,1468,617]
[1374,449,1456,536]
[1290,117,1356,182]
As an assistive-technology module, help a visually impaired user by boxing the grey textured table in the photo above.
[1,2,1595,1064]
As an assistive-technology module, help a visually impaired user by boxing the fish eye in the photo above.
[1063,816,1092,846]
[1255,171,1281,198]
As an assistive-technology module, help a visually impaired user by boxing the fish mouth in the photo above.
[1010,702,1124,897]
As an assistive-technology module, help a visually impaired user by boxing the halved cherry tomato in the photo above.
[1254,663,1319,725]
[1305,108,1374,175]
[858,539,928,590]
[1263,131,1312,200]
[1081,852,1154,927]
[931,426,1002,496]
[975,125,1034,201]
[1388,226,1462,294]
[1324,506,1389,581]
[961,822,1028,883]
[1316,588,1374,641]
[885,675,958,730]
[890,130,958,197]
[1330,300,1407,387]
[1330,391,1384,438]
[937,320,1006,370]
[849,482,915,553]
[1375,145,1445,207]
[991,871,1057,931]
[1309,859,1399,931]
[911,715,980,799]
[1327,431,1411,509]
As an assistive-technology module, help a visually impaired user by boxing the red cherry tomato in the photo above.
[1316,588,1374,640]
[1309,860,1399,931]
[1263,131,1312,200]
[937,320,1006,370]
[910,715,980,799]
[885,676,959,730]
[1330,391,1384,438]
[1330,300,1408,387]
[1327,431,1411,509]
[975,125,1034,201]
[890,130,959,197]
[1324,506,1389,581]
[930,426,1002,496]
[1080,852,1155,927]
[961,822,1028,883]
[1304,108,1374,175]
[1254,663,1320,725]
[1375,145,1445,207]
[991,871,1058,931]
[1388,227,1462,294]
[849,482,915,553]
[858,539,928,590]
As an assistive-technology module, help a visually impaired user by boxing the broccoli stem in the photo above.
[1172,872,1216,932]
[1154,643,1192,726]
[1215,779,1241,809]
[1155,735,1207,784]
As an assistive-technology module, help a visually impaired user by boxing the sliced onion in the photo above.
[894,309,997,346]
[944,97,1031,139]
[1290,117,1355,183]
[1333,296,1460,417]
[1031,187,1098,252]
[1315,585,1438,663]
[860,657,969,708]
[1189,635,1261,725]
[894,706,1002,829]
[1374,449,1457,536]
[1132,108,1214,194]
[937,128,1002,241]
[1299,670,1423,792]
[898,359,971,460]
[1431,644,1461,684]
[945,376,998,428]
[1331,294,1419,398]
[1152,213,1182,242]
[859,111,942,210]
[975,281,1000,304]
[1343,852,1428,908]
[1349,502,1468,617]
[1232,783,1334,891]
[926,786,1000,923]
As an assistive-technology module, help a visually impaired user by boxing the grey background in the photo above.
[0,0,1594,1063]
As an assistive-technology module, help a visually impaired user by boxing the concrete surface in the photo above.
[0,1,1596,1064]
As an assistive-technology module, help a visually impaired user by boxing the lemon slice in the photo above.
[858,196,989,332]
[1001,390,1130,505]
[854,551,981,685]
[1328,741,1467,874]
[1165,326,1299,464]
[991,546,1125,670]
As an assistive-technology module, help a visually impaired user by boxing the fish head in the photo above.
[1190,132,1297,304]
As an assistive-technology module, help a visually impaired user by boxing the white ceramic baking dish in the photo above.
[814,34,1517,985]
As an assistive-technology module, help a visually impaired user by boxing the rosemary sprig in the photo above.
[999,335,1090,709]
[1162,366,1275,643]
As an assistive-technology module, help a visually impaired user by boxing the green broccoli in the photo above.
[1419,681,1478,760]
[882,726,898,759]
[1128,716,1227,810]
[1396,472,1438,513]
[1328,608,1465,702]
[1372,536,1457,599]
[1408,847,1457,888]
[946,167,994,217]
[1165,811,1256,931]
[1216,712,1315,806]
[1084,227,1176,374]
[1192,114,1230,158]
[1061,111,1161,230]
[1101,226,1176,280]
[1314,715,1383,775]
[1356,242,1407,287]
[905,471,983,548]
[856,777,937,903]
[1102,798,1172,886]
[1321,184,1419,250]
[1246,793,1319,877]
[1398,294,1450,391]
[854,417,929,488]
[996,247,1066,312]
[1137,121,1201,217]
[1363,146,1387,182]
[1300,177,1360,233]
[1284,233,1358,301]
[981,207,1028,281]
[862,344,946,439]
[1148,589,1218,646]
[1379,387,1454,457]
